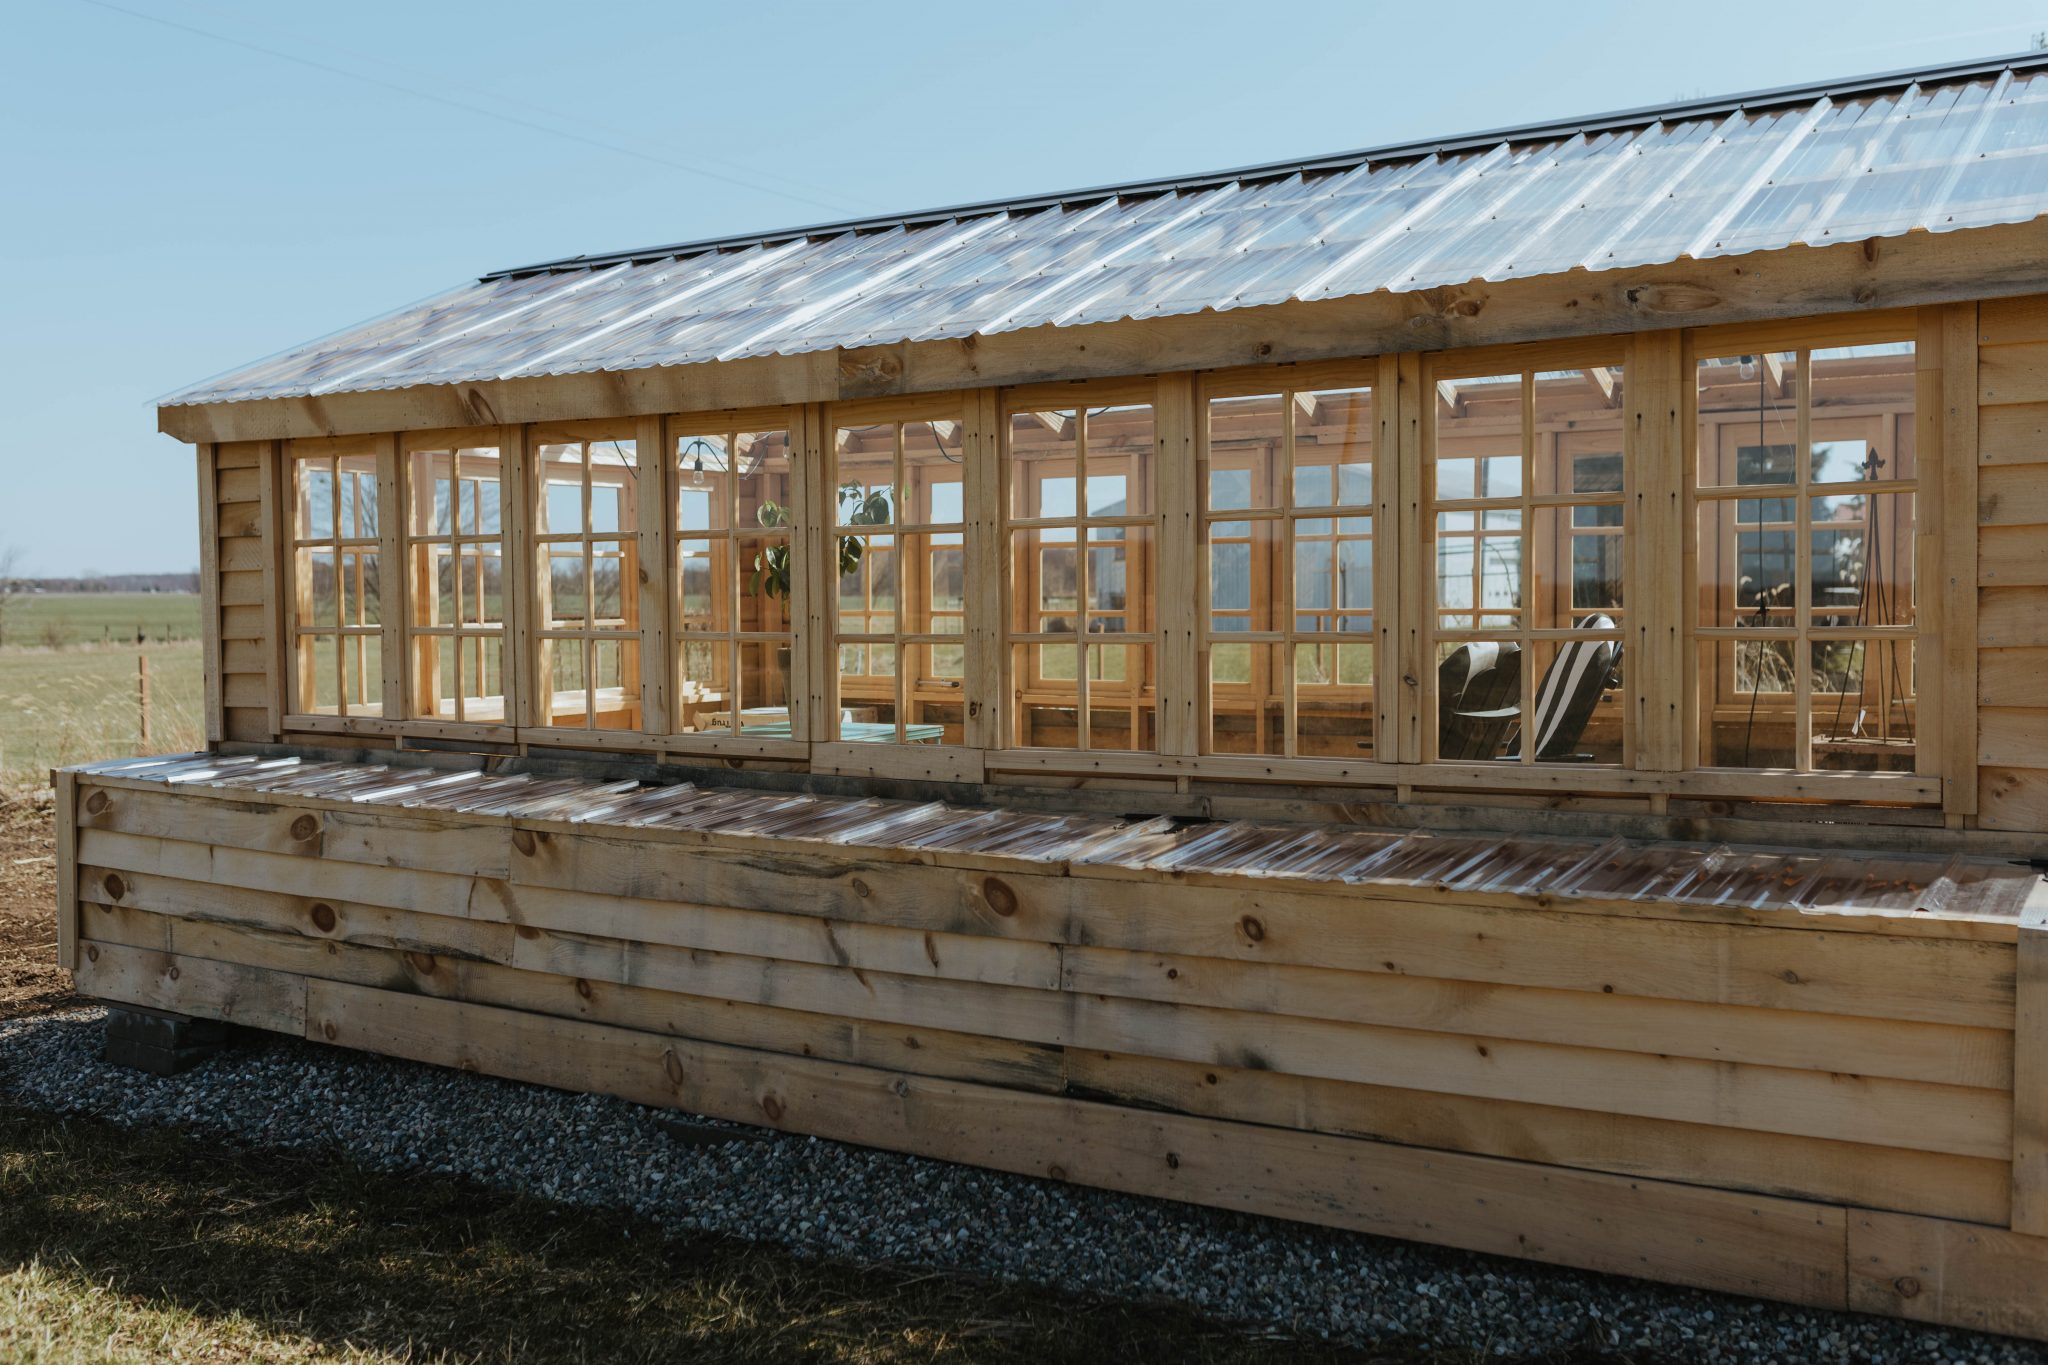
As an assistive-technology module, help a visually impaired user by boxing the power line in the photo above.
[66,0,865,216]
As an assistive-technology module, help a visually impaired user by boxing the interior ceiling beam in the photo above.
[159,218,2048,446]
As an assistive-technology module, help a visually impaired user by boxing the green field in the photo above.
[1,593,202,649]
[0,641,202,781]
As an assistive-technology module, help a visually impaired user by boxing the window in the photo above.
[1429,364,1626,765]
[403,439,507,725]
[289,442,384,717]
[1202,382,1375,757]
[673,426,797,737]
[534,430,642,730]
[1005,401,1156,751]
[832,415,967,744]
[1695,342,1917,771]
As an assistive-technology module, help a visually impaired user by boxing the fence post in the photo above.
[138,652,151,750]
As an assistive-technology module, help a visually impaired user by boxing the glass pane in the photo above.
[1700,639,1797,766]
[1811,638,1915,772]
[1532,369,1624,497]
[339,551,380,627]
[1208,394,1281,511]
[1533,505,1624,625]
[346,632,382,713]
[1293,516,1371,632]
[591,542,627,622]
[735,430,795,532]
[1525,634,1624,764]
[1088,404,1154,517]
[1812,342,1917,483]
[1208,523,1274,632]
[433,546,457,624]
[301,634,337,713]
[462,449,503,534]
[678,638,731,734]
[1697,352,1797,487]
[1433,373,1521,500]
[904,421,964,522]
[430,636,458,720]
[299,461,334,541]
[677,539,719,628]
[840,642,896,740]
[337,455,379,538]
[1435,509,1522,631]
[1209,642,1280,755]
[410,450,454,535]
[1436,638,1522,762]
[675,434,731,533]
[543,638,586,728]
[1086,525,1134,626]
[835,426,897,528]
[740,535,793,635]
[1086,643,1153,752]
[1013,642,1079,749]
[1294,641,1374,759]
[549,550,586,628]
[1699,499,1794,629]
[1811,491,1914,628]
[472,551,503,626]
[1296,387,1372,509]
[301,549,337,629]
[1011,411,1078,520]
[738,639,791,721]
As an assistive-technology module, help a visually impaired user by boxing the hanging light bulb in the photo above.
[683,437,709,487]
[1737,355,1757,380]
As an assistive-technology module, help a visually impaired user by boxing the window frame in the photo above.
[282,434,396,727]
[1196,363,1381,760]
[1000,378,1161,754]
[528,420,648,736]
[398,427,516,735]
[1686,327,1923,774]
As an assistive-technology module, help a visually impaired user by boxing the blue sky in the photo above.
[3,0,2042,575]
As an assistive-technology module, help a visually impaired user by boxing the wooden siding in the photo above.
[1976,297,2048,830]
[61,770,2048,1335]
[207,440,278,745]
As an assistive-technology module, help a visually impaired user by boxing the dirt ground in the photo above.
[0,786,70,1021]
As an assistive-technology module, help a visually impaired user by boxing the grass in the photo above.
[1,593,202,649]
[0,641,203,781]
[0,1104,1458,1365]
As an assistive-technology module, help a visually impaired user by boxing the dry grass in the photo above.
[0,641,204,783]
[0,1105,1478,1365]
[0,787,67,1022]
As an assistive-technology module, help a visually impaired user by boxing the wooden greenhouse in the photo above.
[60,51,2048,1335]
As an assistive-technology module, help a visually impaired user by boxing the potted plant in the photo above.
[751,484,891,703]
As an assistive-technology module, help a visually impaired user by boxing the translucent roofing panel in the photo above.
[72,753,2043,928]
[161,63,2048,411]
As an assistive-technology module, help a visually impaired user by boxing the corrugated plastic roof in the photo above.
[74,752,2044,925]
[161,53,2048,410]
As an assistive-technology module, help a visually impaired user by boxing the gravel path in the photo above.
[2,1008,2040,1365]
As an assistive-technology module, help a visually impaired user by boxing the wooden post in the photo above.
[138,652,152,749]
[1155,373,1198,757]
[1941,302,1980,817]
[2012,881,2048,1235]
[51,769,76,971]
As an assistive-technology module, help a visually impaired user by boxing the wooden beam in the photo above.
[196,444,224,745]
[1942,303,1980,816]
[2012,883,2048,1235]
[53,769,77,972]
[157,220,2048,446]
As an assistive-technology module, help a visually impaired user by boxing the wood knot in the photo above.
[890,1077,910,1097]
[1623,283,1720,314]
[1238,914,1266,944]
[1047,1164,1068,1180]
[663,1049,686,1085]
[1780,969,1802,985]
[981,877,1018,918]
[1165,967,1179,980]
[1165,1152,1181,1169]
[1893,1275,1921,1299]
[309,902,338,933]
[101,873,126,901]
[850,876,872,899]
[166,965,180,981]
[1203,1072,1218,1085]
[83,790,109,815]
[760,1094,785,1122]
[289,814,320,841]
[405,952,439,975]
[84,944,99,963]
[575,978,594,1000]
[512,830,538,857]
[322,1021,338,1041]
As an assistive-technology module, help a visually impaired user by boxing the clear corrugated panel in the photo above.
[1068,817,1201,865]
[1709,92,1908,255]
[1664,848,1828,909]
[1794,853,1948,913]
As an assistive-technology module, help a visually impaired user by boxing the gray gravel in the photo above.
[1,1008,2040,1365]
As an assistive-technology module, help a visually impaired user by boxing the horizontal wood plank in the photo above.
[1848,1210,2048,1339]
[73,939,304,1033]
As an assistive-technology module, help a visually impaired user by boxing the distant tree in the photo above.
[0,546,22,648]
